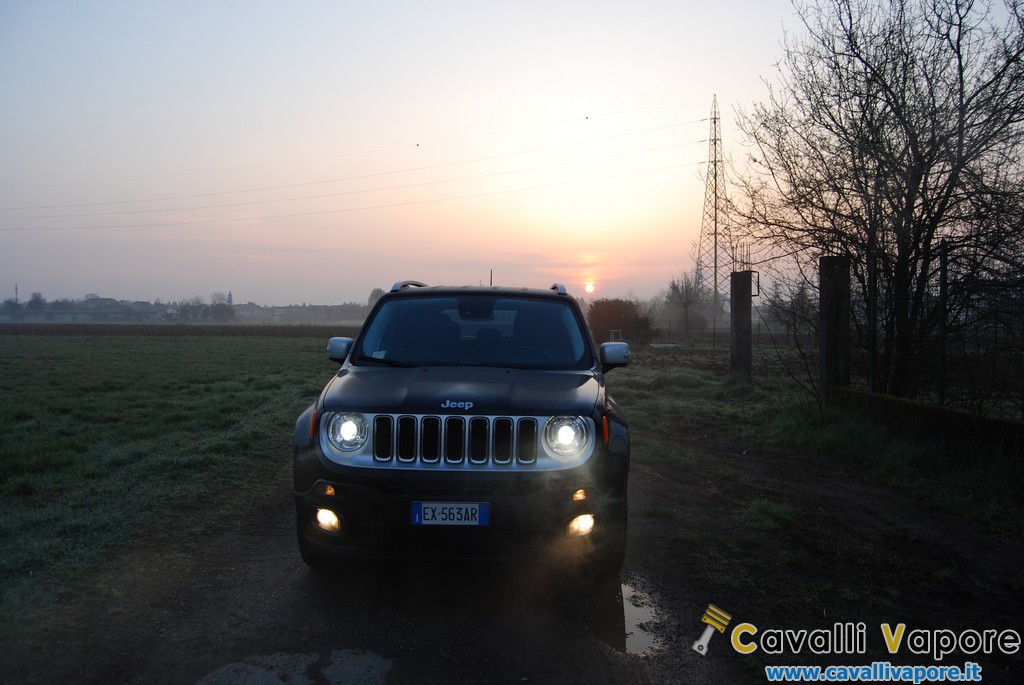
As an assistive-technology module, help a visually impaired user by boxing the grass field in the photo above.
[607,345,1023,533]
[1,331,1020,646]
[0,332,342,627]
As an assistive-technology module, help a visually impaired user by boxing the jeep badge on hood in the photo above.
[440,400,474,410]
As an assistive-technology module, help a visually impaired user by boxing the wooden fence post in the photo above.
[819,256,850,403]
[730,271,753,383]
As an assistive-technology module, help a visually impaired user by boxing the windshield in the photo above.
[355,295,593,369]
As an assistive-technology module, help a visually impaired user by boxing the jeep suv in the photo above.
[293,281,630,575]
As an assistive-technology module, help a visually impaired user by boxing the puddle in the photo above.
[589,579,667,656]
[620,582,665,655]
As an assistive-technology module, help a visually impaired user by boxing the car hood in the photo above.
[320,365,601,416]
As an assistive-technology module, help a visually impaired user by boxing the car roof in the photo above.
[387,281,570,297]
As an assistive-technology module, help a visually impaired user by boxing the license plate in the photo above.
[411,502,490,526]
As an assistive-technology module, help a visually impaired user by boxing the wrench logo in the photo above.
[692,604,732,656]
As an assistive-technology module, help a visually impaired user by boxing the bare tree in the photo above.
[177,295,207,322]
[666,272,707,342]
[758,277,823,403]
[734,0,1024,397]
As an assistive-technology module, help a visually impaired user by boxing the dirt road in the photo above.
[4,424,1023,684]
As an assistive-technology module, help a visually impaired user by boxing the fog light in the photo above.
[316,508,341,534]
[568,514,595,538]
[572,488,587,502]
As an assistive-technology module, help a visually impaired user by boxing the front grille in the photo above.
[372,415,539,467]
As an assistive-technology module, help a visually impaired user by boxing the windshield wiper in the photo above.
[355,354,415,367]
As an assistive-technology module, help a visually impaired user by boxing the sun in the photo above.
[584,282,596,294]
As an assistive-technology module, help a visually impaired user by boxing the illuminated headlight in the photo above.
[326,412,368,452]
[543,416,589,459]
[568,514,595,538]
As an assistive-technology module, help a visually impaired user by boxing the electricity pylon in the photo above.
[693,95,732,320]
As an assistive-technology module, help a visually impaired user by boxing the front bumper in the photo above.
[294,457,626,563]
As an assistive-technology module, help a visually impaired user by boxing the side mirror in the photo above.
[599,342,630,372]
[327,337,354,364]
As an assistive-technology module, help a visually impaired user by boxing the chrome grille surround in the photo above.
[320,413,595,471]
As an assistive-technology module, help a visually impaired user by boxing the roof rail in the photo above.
[390,280,428,293]
[549,283,567,295]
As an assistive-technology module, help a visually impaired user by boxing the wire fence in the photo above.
[931,286,1024,421]
[651,268,1024,423]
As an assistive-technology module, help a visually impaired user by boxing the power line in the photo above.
[0,95,712,194]
[3,141,702,221]
[1,120,707,212]
[0,163,691,232]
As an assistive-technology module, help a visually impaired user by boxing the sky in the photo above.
[0,0,798,306]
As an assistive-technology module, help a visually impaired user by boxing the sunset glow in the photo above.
[0,1,792,305]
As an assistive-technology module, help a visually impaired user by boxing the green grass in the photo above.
[610,346,1023,531]
[739,498,798,530]
[760,399,1024,531]
[0,333,337,627]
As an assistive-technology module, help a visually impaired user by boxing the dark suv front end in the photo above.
[293,282,630,575]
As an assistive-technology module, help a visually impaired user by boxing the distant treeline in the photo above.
[0,324,363,339]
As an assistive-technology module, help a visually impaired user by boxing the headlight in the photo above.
[326,412,368,452]
[543,416,589,459]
